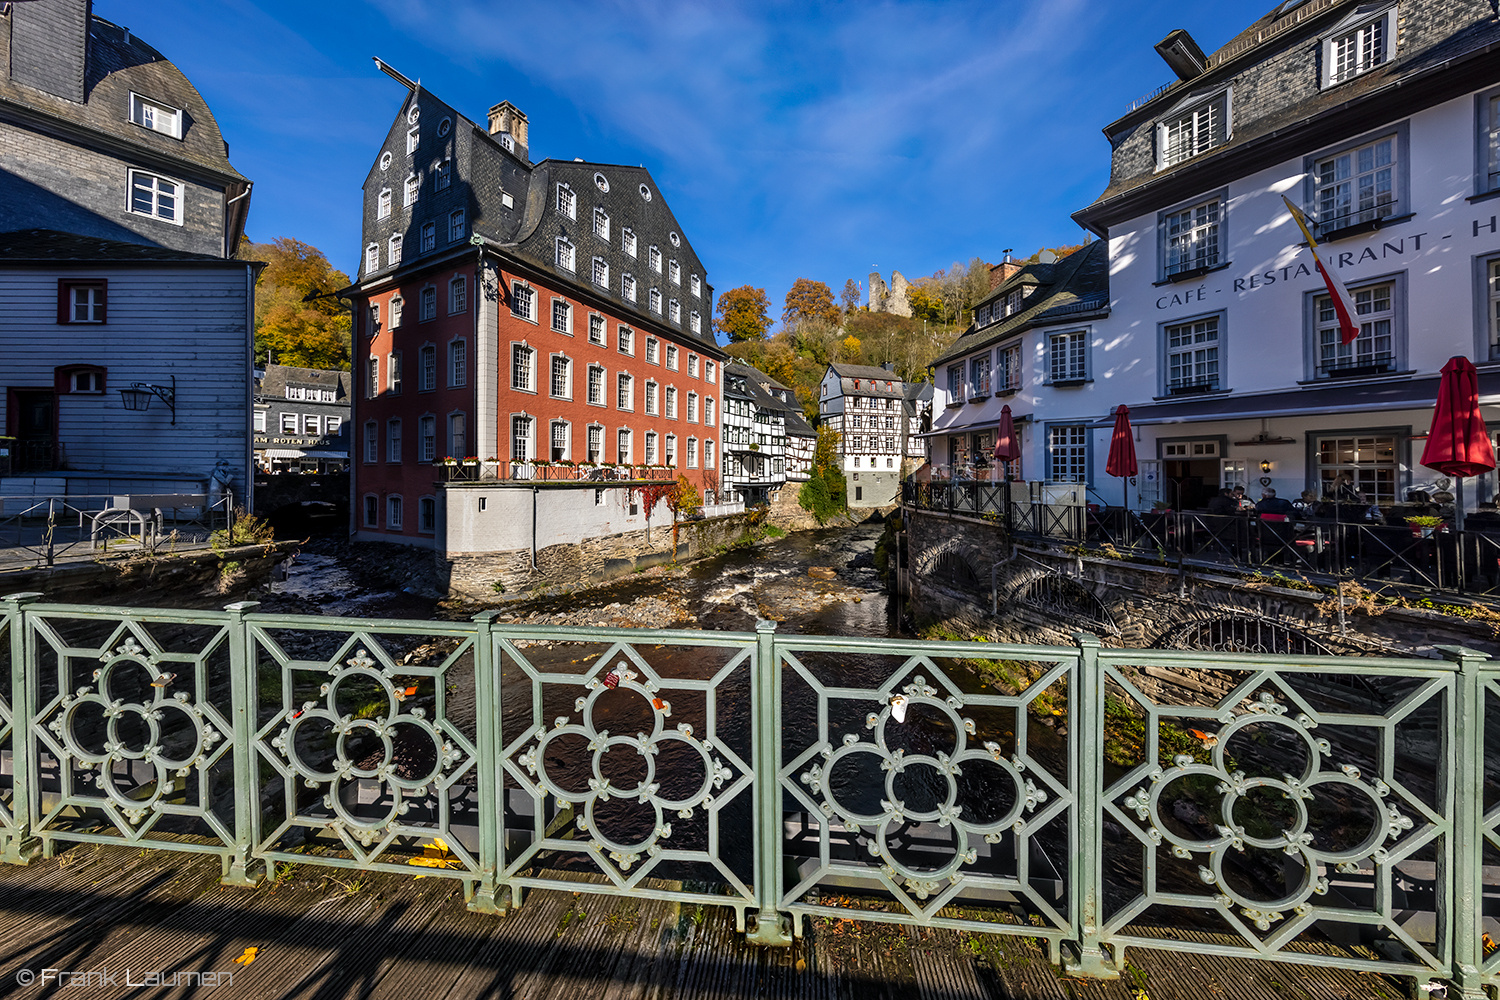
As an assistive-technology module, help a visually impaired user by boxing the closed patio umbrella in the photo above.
[1420,355,1495,531]
[1105,404,1138,509]
[993,405,1020,482]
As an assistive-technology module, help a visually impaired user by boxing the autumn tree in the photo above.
[782,278,840,330]
[715,285,772,343]
[840,278,862,314]
[242,237,352,369]
[798,426,847,525]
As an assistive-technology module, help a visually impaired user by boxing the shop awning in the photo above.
[1128,371,1500,426]
[259,448,305,459]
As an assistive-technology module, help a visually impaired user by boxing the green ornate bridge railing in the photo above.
[0,593,1495,995]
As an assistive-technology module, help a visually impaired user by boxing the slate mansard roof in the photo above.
[1074,0,1500,232]
[357,75,721,357]
[934,240,1109,367]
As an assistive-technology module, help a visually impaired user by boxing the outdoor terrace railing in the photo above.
[438,460,677,483]
[0,493,234,568]
[0,595,1494,993]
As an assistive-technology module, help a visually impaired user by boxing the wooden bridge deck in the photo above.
[0,845,1409,1000]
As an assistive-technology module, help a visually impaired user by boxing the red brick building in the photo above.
[348,63,726,564]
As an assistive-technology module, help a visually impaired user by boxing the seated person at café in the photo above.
[1327,473,1366,522]
[1231,485,1256,511]
[1291,489,1323,519]
[1384,489,1436,526]
[1206,488,1239,516]
[1256,488,1295,518]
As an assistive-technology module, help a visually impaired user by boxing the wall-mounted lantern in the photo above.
[119,375,177,425]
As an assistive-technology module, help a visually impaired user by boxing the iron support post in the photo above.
[222,600,263,886]
[747,618,790,946]
[0,592,43,864]
[1064,631,1119,978]
[1440,643,1491,999]
[468,610,506,914]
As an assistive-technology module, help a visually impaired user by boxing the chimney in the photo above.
[989,258,1023,290]
[487,101,528,146]
[10,0,92,103]
[1155,29,1208,82]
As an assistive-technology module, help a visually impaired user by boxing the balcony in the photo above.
[436,460,675,483]
[1318,353,1394,379]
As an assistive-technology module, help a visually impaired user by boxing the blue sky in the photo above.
[101,0,1273,322]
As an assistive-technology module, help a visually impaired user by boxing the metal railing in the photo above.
[0,595,1493,991]
[0,493,235,568]
[905,480,1500,600]
[438,461,676,483]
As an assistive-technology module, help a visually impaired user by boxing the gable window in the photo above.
[420,344,437,391]
[449,276,467,313]
[388,234,403,266]
[1322,4,1395,87]
[1157,91,1228,168]
[587,365,604,405]
[511,282,535,321]
[618,326,634,355]
[512,344,535,391]
[450,339,467,387]
[623,228,637,257]
[129,93,182,138]
[58,281,106,323]
[365,243,379,273]
[1313,278,1399,378]
[1047,330,1088,384]
[594,207,610,241]
[649,245,662,273]
[649,287,662,314]
[556,236,577,271]
[669,260,680,285]
[404,173,419,207]
[449,209,466,242]
[550,355,572,398]
[1163,194,1223,277]
[435,159,451,190]
[589,314,605,345]
[128,169,183,224]
[592,256,609,287]
[1164,315,1222,394]
[1313,133,1398,235]
[512,416,534,463]
[420,286,436,321]
[406,127,419,154]
[557,183,576,220]
[999,343,1021,392]
[1047,424,1088,483]
[421,222,436,252]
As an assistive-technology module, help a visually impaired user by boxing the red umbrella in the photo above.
[993,405,1020,481]
[1420,355,1495,530]
[1105,404,1138,508]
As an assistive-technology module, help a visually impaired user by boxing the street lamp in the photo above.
[118,375,177,425]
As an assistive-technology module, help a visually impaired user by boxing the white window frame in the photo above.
[1309,129,1403,236]
[1047,423,1089,484]
[1156,90,1229,170]
[387,351,403,394]
[435,159,451,191]
[1321,4,1396,88]
[420,286,437,322]
[645,381,659,415]
[363,421,378,463]
[622,273,637,303]
[511,415,534,463]
[129,92,182,138]
[1307,274,1404,379]
[588,314,605,346]
[388,234,403,266]
[511,282,535,322]
[649,245,662,273]
[1046,329,1088,384]
[127,169,184,225]
[617,428,632,465]
[617,373,634,411]
[550,354,572,399]
[1161,312,1224,395]
[649,287,662,315]
[623,228,637,257]
[690,311,702,335]
[449,209,466,242]
[421,222,436,253]
[594,207,610,241]
[420,344,437,391]
[551,298,573,335]
[556,237,576,272]
[404,173,419,207]
[450,339,467,388]
[1160,190,1226,279]
[387,418,402,462]
[549,420,571,462]
[587,424,604,464]
[690,274,702,297]
[512,343,535,392]
[365,243,379,273]
[665,344,678,371]
[587,365,605,406]
[449,276,467,314]
[556,183,576,220]
[618,326,634,356]
[419,415,436,463]
[592,256,609,287]
[669,259,680,285]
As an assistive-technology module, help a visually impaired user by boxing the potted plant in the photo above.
[1407,515,1442,537]
[441,456,458,467]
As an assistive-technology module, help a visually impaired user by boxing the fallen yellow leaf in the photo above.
[234,947,258,966]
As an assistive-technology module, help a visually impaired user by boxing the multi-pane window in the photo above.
[594,207,610,241]
[450,276,467,313]
[665,386,678,419]
[550,355,571,398]
[645,431,658,465]
[387,496,403,529]
[588,365,604,405]
[691,274,701,297]
[421,222,436,252]
[669,299,681,323]
[623,228,637,257]
[130,93,182,137]
[449,209,466,242]
[512,344,534,391]
[704,439,714,470]
[550,421,569,461]
[363,422,378,463]
[1048,424,1088,483]
[1317,435,1396,503]
[690,311,702,335]
[435,160,451,190]
[556,183,576,219]
[282,412,298,433]
[1317,281,1394,376]
[1315,135,1397,233]
[1164,197,1221,276]
[377,189,391,220]
[688,354,699,377]
[1165,317,1221,393]
[65,284,104,322]
[617,428,632,465]
[363,495,378,527]
[649,245,662,272]
[129,170,182,222]
[665,345,678,370]
[618,326,634,355]
[687,437,698,468]
[420,286,436,321]
[646,338,659,364]
[387,419,402,462]
[587,425,603,463]
[999,343,1021,392]
[589,314,605,345]
[665,434,677,467]
[511,283,534,320]
[366,244,379,273]
[1158,93,1227,168]
[687,392,699,423]
[649,288,662,314]
[1487,95,1500,193]
[1325,12,1390,86]
[450,340,466,387]
[419,497,436,533]
[448,413,466,458]
[705,360,715,383]
[367,356,379,398]
[946,364,964,403]
[970,355,991,396]
[390,295,404,327]
[645,381,659,415]
[1048,331,1087,382]
[512,416,533,462]
[552,299,572,334]
[388,234,403,266]
[556,237,576,271]
[387,352,403,394]
[1488,256,1500,359]
[404,173,419,207]
[623,273,637,302]
[669,260,680,284]
[618,373,633,410]
[419,416,436,462]
[406,127,419,154]
[704,397,715,425]
[590,256,608,287]
[420,345,437,391]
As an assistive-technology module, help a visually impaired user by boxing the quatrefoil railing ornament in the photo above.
[798,674,1048,902]
[1119,690,1414,933]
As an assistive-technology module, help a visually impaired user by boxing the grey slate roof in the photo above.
[258,364,353,401]
[0,228,242,263]
[933,241,1109,367]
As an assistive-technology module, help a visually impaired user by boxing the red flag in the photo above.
[1282,195,1359,346]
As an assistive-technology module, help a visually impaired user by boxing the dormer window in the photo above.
[1322,4,1396,88]
[1156,90,1229,169]
[434,159,452,191]
[690,273,701,297]
[594,207,610,241]
[404,173,419,207]
[669,260,680,285]
[557,183,576,220]
[377,187,392,219]
[499,132,515,152]
[129,93,182,139]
